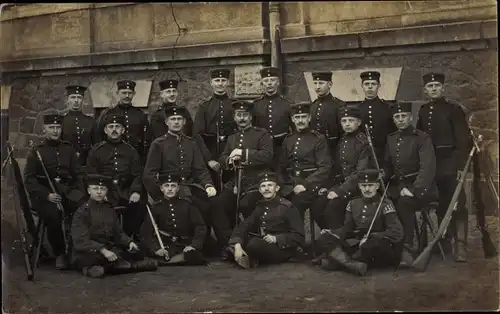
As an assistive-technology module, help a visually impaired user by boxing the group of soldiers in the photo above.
[22,66,472,278]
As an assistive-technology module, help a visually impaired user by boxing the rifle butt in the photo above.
[24,252,34,281]
[411,244,433,272]
[481,231,498,259]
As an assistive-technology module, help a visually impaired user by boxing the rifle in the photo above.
[4,143,34,281]
[145,204,169,261]
[30,142,71,259]
[215,121,224,191]
[412,135,481,271]
[364,125,386,191]
[233,158,245,226]
[470,130,497,258]
[359,179,392,247]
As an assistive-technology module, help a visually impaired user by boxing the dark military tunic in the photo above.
[279,129,332,196]
[219,126,273,191]
[61,110,98,166]
[310,93,344,155]
[141,197,207,255]
[357,97,397,164]
[150,102,194,139]
[143,131,214,201]
[253,94,293,137]
[97,103,151,159]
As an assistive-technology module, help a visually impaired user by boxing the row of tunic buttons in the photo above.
[260,207,268,232]
[427,105,433,132]
[395,137,402,169]
[238,133,244,148]
[54,147,60,174]
[267,101,273,133]
[179,142,185,173]
[169,203,177,228]
[113,148,119,172]
[219,102,225,132]
[293,137,301,167]
[367,106,374,130]
[341,139,348,171]
[315,103,323,130]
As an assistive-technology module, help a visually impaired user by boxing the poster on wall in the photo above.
[88,80,153,109]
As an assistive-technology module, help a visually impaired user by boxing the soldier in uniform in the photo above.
[86,114,144,239]
[253,67,293,168]
[229,172,305,268]
[23,113,87,270]
[313,169,404,276]
[141,172,207,266]
[61,85,98,168]
[97,80,151,160]
[278,102,332,220]
[416,72,471,262]
[310,72,344,157]
[384,101,437,266]
[72,174,157,278]
[310,106,372,230]
[357,71,397,166]
[193,68,237,190]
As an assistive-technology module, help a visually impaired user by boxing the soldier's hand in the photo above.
[128,241,139,252]
[129,192,141,203]
[100,248,118,262]
[318,188,328,196]
[208,160,221,172]
[263,234,277,244]
[234,244,247,260]
[293,185,306,194]
[206,186,217,197]
[400,188,414,197]
[183,245,195,253]
[233,185,238,195]
[327,191,339,200]
[47,193,62,203]
[155,248,170,260]
[229,148,243,158]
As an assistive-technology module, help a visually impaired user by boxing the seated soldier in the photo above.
[314,169,403,276]
[229,172,305,269]
[141,172,207,266]
[71,174,158,278]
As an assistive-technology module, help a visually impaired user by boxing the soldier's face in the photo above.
[67,94,83,111]
[259,181,280,199]
[393,112,413,130]
[234,111,251,128]
[104,123,125,140]
[424,82,444,99]
[117,89,135,104]
[340,117,361,133]
[358,182,380,198]
[292,113,311,131]
[160,88,178,103]
[210,78,229,95]
[87,185,108,202]
[43,124,62,140]
[361,80,380,99]
[261,77,280,95]
[160,182,180,198]
[166,115,186,133]
[314,80,332,97]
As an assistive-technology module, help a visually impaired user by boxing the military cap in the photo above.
[391,102,413,115]
[358,169,380,183]
[339,106,362,119]
[258,171,278,185]
[102,114,125,126]
[232,100,253,112]
[159,79,179,91]
[164,105,188,118]
[87,174,112,188]
[291,102,311,115]
[423,72,445,85]
[260,67,280,78]
[116,80,136,91]
[158,172,181,184]
[312,72,332,82]
[65,85,87,96]
[210,68,231,79]
[360,71,381,82]
[43,113,64,125]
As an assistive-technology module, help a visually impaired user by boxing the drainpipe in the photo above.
[269,2,283,93]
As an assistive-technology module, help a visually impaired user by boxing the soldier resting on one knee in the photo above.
[140,172,207,266]
[229,172,305,269]
[313,169,403,276]
[71,174,158,278]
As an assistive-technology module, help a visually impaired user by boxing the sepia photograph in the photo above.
[0,2,498,313]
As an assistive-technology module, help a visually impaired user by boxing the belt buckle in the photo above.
[113,179,119,185]
[295,170,301,177]
[54,177,61,183]
[219,135,226,141]
[76,152,81,157]
[172,236,178,242]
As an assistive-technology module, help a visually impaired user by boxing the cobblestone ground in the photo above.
[2,187,499,313]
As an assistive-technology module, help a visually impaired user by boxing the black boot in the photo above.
[326,247,367,276]
[130,259,158,272]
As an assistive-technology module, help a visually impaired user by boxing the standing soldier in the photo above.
[310,72,344,157]
[253,67,293,167]
[97,80,151,160]
[416,72,471,262]
[384,102,437,266]
[193,68,237,190]
[61,85,98,169]
[86,114,144,239]
[278,102,332,220]
[357,71,396,166]
[23,113,87,270]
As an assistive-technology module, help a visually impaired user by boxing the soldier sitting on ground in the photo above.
[71,174,158,278]
[229,172,305,269]
[140,172,207,266]
[313,169,403,276]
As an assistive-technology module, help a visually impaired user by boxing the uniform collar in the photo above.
[317,93,333,101]
[88,199,108,207]
[45,138,62,146]
[105,137,123,145]
[261,195,280,205]
[167,130,183,139]
[214,93,228,99]
[363,96,380,103]
[296,127,310,134]
[344,128,362,137]
[117,102,132,109]
[363,194,381,204]
[398,125,415,135]
[67,110,83,116]
[263,92,280,99]
[161,101,176,108]
[238,125,252,133]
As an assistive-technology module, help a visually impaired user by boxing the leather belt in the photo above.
[290,167,318,177]
[397,172,419,180]
[202,133,228,141]
[271,132,287,139]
